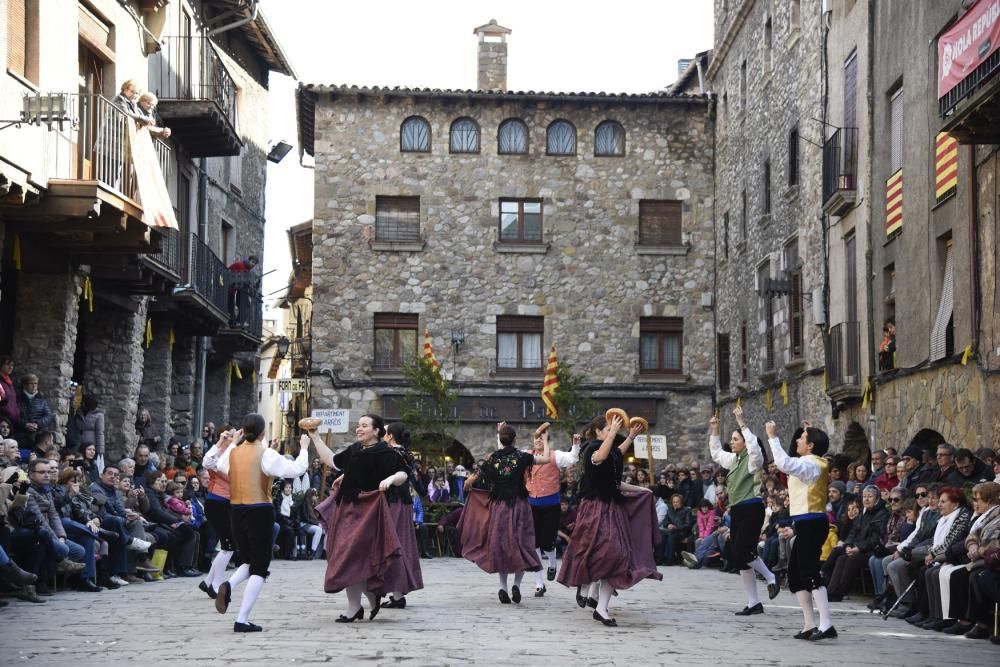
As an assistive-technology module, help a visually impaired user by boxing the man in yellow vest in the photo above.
[764,420,837,641]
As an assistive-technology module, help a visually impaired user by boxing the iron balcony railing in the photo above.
[822,127,858,206]
[183,232,228,315]
[826,321,861,390]
[142,226,184,280]
[939,47,1000,117]
[64,93,171,202]
[154,35,237,127]
[228,272,263,340]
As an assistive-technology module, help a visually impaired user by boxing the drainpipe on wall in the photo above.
[864,0,878,451]
[193,157,209,434]
[207,0,259,37]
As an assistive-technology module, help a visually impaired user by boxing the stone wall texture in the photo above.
[709,0,835,441]
[140,317,175,447]
[309,91,717,462]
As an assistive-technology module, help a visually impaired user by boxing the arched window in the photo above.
[546,120,576,155]
[594,120,625,156]
[400,116,431,152]
[449,117,480,153]
[498,118,528,154]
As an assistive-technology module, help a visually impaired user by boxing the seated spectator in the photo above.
[899,444,935,489]
[930,481,1000,636]
[974,447,995,469]
[9,459,87,594]
[28,430,55,464]
[676,469,693,502]
[825,485,889,601]
[955,449,991,485]
[902,487,972,626]
[1,464,42,601]
[932,444,965,488]
[273,480,302,559]
[827,480,848,524]
[13,374,55,456]
[555,498,576,557]
[886,484,942,617]
[88,463,155,581]
[0,356,18,427]
[846,462,871,496]
[868,490,916,611]
[308,457,324,491]
[411,486,433,558]
[53,467,119,590]
[682,505,729,570]
[79,443,101,486]
[635,468,651,489]
[0,437,20,468]
[873,456,900,492]
[656,493,693,565]
[428,476,450,503]
[132,445,157,488]
[143,470,199,577]
[0,417,14,444]
[298,488,324,559]
[761,494,789,572]
[188,440,203,469]
[437,503,464,557]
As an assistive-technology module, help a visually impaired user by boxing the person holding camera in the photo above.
[0,466,40,603]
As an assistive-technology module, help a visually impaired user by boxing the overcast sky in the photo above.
[259,0,714,311]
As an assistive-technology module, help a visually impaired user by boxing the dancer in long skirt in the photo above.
[458,422,550,604]
[708,407,778,615]
[205,414,310,632]
[381,421,423,609]
[525,424,579,597]
[762,419,837,640]
[198,427,237,599]
[557,414,662,627]
[307,414,410,622]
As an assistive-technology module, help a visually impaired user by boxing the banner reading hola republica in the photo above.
[939,0,1000,99]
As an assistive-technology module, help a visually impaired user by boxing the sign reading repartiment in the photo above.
[633,434,668,460]
[311,409,350,434]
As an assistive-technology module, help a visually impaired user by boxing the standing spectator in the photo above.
[74,394,106,471]
[135,408,161,451]
[0,356,19,427]
[878,318,896,371]
[428,476,450,503]
[308,458,324,490]
[14,374,55,454]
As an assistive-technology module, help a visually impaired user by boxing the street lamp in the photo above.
[276,335,290,356]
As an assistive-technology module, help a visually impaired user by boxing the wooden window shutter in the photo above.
[717,333,731,391]
[7,0,26,78]
[639,200,682,245]
[641,317,683,333]
[890,89,904,173]
[930,244,954,361]
[844,53,857,129]
[79,3,115,63]
[374,313,418,329]
[496,315,543,333]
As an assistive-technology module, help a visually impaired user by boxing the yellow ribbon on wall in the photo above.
[145,319,153,348]
[960,344,972,366]
[780,381,789,406]
[232,360,243,381]
[861,378,873,410]
[764,388,773,412]
[12,234,22,271]
[82,276,94,313]
[822,369,827,393]
[168,327,176,351]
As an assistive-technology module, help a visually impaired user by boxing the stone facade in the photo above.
[140,316,175,446]
[707,0,834,443]
[303,68,716,462]
[170,334,197,440]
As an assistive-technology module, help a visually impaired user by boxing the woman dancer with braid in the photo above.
[557,414,662,626]
[709,407,778,615]
[763,419,837,640]
[458,422,550,604]
[381,421,423,609]
[206,414,310,632]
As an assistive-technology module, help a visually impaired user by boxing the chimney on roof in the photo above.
[677,58,693,78]
[474,19,511,91]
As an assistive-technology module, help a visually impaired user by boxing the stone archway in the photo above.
[410,435,474,470]
[908,428,946,458]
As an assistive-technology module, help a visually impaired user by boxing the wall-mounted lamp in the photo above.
[451,330,465,353]
[276,335,290,356]
[267,140,293,164]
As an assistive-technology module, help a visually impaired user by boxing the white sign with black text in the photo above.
[311,409,350,434]
[633,434,668,460]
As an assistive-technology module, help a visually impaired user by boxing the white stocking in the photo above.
[596,580,615,618]
[207,550,234,590]
[513,571,525,588]
[308,525,324,552]
[236,574,264,624]
[498,572,509,593]
[227,563,250,590]
[795,590,816,631]
[587,581,599,600]
[741,569,762,607]
[534,549,545,588]
[545,549,557,570]
[749,556,776,585]
[812,586,833,631]
[345,583,363,616]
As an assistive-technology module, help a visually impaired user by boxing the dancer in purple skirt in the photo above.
[556,414,662,627]
[308,414,410,623]
[381,421,423,609]
[458,422,550,604]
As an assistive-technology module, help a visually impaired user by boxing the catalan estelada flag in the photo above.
[423,328,442,383]
[886,170,903,236]
[541,344,559,419]
[935,133,958,200]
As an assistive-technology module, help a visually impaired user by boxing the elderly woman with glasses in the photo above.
[867,490,915,611]
[143,470,200,578]
[825,485,889,602]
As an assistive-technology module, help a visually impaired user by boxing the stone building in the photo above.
[297,21,716,462]
[857,0,999,451]
[706,0,833,442]
[0,0,291,459]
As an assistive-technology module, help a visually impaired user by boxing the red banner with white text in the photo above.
[938,0,1000,98]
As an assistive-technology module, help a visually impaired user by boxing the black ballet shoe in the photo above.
[199,580,217,599]
[214,581,231,614]
[498,589,511,604]
[511,585,521,604]
[767,580,780,600]
[335,607,364,623]
[575,586,587,608]
[807,626,838,641]
[586,597,598,609]
[385,595,407,609]
[369,596,382,620]
[547,567,556,581]
[534,585,546,598]
[233,621,262,633]
[593,610,618,627]
[734,602,764,616]
[794,627,817,640]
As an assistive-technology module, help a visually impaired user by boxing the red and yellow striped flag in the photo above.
[885,170,903,236]
[541,344,559,419]
[935,133,958,200]
[423,328,442,384]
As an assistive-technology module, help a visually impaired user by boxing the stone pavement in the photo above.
[4,558,995,666]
